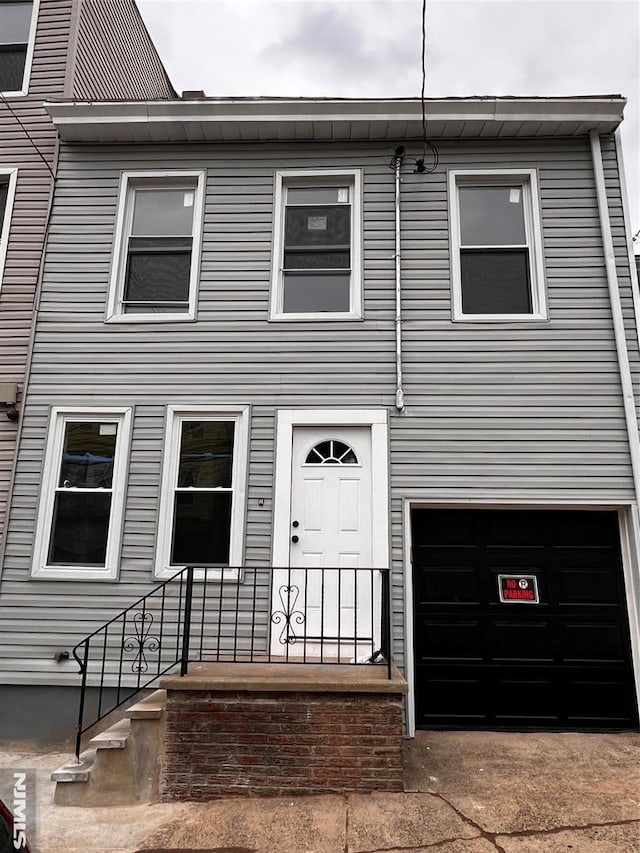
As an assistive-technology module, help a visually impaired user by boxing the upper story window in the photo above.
[107,171,205,323]
[31,407,132,581]
[0,169,17,290]
[0,0,38,95]
[270,169,362,320]
[449,169,547,321]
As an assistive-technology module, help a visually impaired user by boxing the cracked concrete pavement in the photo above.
[0,731,638,852]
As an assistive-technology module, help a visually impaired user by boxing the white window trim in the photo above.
[31,406,133,581]
[0,0,39,97]
[448,168,548,322]
[154,405,250,580]
[0,167,18,292]
[106,170,205,323]
[270,168,363,321]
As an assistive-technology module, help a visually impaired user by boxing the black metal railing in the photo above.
[72,565,393,759]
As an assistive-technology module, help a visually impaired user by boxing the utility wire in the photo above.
[416,0,438,174]
[0,92,55,178]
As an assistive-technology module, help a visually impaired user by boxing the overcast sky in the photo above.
[138,0,640,252]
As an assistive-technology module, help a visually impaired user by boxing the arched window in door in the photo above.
[305,439,358,465]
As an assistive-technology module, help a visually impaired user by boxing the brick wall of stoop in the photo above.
[161,690,404,799]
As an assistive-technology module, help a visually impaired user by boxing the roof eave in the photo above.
[44,96,626,143]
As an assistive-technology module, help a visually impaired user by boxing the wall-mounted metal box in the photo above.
[0,383,18,405]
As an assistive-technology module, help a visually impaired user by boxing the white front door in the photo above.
[271,425,378,660]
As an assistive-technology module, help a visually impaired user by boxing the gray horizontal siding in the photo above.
[1,136,638,683]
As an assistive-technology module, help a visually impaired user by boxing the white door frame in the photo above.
[273,410,390,569]
[403,498,640,737]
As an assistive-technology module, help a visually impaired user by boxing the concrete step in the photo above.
[51,751,96,783]
[89,717,130,749]
[52,690,167,806]
[125,689,166,720]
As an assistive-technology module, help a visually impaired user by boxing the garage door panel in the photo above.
[550,512,619,545]
[555,566,621,603]
[492,672,558,721]
[561,621,627,661]
[412,508,638,730]
[565,671,635,723]
[421,567,479,603]
[416,671,486,721]
[490,620,554,660]
[415,618,483,660]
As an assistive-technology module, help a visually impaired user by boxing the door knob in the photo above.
[292,520,299,528]
[291,535,299,543]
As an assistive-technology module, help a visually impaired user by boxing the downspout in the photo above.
[590,129,640,504]
[590,129,640,714]
[614,129,640,355]
[393,146,405,411]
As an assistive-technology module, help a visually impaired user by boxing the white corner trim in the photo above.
[0,0,40,97]
[272,409,389,570]
[31,406,133,581]
[617,507,640,724]
[448,168,548,322]
[402,498,416,737]
[269,168,363,321]
[106,170,206,323]
[154,405,250,579]
[0,168,18,293]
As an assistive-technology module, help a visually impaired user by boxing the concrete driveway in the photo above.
[1,730,639,852]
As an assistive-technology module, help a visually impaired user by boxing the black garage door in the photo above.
[412,508,639,730]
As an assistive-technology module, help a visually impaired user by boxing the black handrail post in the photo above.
[75,641,90,761]
[180,566,195,676]
[381,568,392,680]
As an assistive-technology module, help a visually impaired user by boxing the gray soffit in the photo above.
[44,96,626,144]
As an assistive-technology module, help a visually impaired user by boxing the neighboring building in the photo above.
[1,95,640,740]
[0,0,174,545]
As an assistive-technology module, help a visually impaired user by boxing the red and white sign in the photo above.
[498,574,539,604]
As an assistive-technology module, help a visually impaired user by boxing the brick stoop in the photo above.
[160,662,407,800]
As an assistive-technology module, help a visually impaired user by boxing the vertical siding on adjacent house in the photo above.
[0,0,73,539]
[1,136,637,683]
[71,0,175,99]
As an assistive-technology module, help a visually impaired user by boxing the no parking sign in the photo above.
[498,574,539,604]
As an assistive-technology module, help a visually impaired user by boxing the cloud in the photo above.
[259,2,419,92]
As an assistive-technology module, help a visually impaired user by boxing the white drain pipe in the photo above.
[393,146,405,411]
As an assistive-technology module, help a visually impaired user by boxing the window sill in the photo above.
[0,89,27,97]
[106,311,196,324]
[31,565,118,581]
[154,567,243,582]
[270,311,363,322]
[452,312,549,323]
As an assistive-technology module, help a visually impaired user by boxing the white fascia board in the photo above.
[44,97,626,143]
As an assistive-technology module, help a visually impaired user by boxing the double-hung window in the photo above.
[155,406,249,579]
[271,169,362,319]
[449,169,547,320]
[107,171,205,322]
[32,408,132,580]
[0,1,38,95]
[0,168,17,289]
